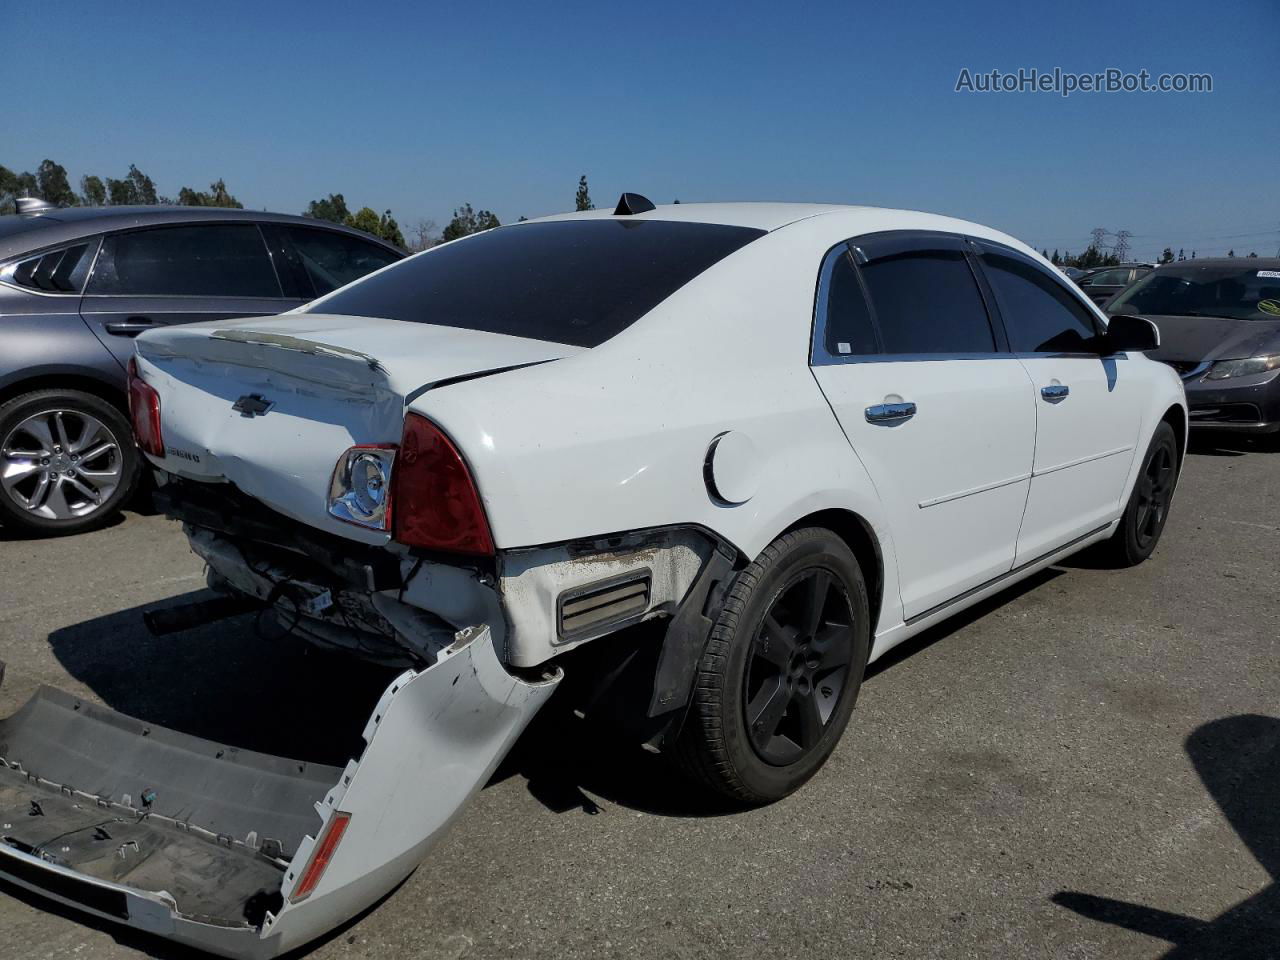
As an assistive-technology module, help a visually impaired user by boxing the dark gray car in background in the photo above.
[1108,258,1280,440]
[0,205,403,534]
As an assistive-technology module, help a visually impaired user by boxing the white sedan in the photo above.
[0,196,1185,956]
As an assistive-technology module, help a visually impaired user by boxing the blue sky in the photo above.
[5,0,1278,260]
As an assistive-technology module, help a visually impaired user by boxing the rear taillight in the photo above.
[127,358,164,457]
[393,413,494,555]
[288,811,350,903]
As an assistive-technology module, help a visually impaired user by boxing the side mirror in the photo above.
[1103,314,1160,353]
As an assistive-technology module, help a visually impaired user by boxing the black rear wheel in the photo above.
[678,527,871,804]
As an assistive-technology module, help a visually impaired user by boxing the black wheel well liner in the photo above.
[781,508,885,638]
[1161,404,1187,465]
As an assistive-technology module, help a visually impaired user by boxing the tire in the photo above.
[0,389,140,536]
[678,527,871,804]
[1100,421,1179,567]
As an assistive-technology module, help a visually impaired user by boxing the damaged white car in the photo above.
[0,195,1187,956]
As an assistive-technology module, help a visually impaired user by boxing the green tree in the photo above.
[342,207,405,248]
[1051,249,1061,265]
[375,209,405,248]
[177,178,243,208]
[1249,251,1258,258]
[0,166,38,213]
[1227,249,1235,257]
[106,164,157,205]
[1159,247,1174,264]
[80,175,106,206]
[305,193,350,223]
[440,203,500,242]
[575,175,593,211]
[36,159,77,207]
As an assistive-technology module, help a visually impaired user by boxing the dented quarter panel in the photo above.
[499,529,715,667]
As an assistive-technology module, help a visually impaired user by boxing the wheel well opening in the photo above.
[0,374,126,414]
[784,509,884,634]
[1161,405,1187,464]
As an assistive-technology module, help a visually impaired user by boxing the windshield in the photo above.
[308,219,766,347]
[1109,264,1280,321]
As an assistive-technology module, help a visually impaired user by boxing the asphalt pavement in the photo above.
[0,433,1276,960]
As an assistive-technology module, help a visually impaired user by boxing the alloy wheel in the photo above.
[1,409,124,520]
[1134,443,1175,550]
[744,567,857,766]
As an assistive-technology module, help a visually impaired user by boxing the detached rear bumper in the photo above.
[0,625,559,958]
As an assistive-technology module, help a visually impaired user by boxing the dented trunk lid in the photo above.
[135,313,578,540]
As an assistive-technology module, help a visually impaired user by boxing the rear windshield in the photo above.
[1110,265,1280,321]
[307,219,766,347]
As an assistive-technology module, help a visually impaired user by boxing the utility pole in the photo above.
[1114,229,1132,261]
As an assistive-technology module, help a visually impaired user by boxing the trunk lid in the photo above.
[135,313,578,540]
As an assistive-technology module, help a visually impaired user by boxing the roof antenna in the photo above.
[614,193,656,216]
[15,197,56,215]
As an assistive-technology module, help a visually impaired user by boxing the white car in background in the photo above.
[0,195,1186,957]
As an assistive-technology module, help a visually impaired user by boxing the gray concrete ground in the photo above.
[0,434,1276,960]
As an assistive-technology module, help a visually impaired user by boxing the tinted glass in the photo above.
[1109,264,1280,321]
[287,227,400,296]
[859,248,995,354]
[981,250,1099,352]
[1088,268,1130,286]
[823,248,878,355]
[88,224,280,297]
[309,219,765,347]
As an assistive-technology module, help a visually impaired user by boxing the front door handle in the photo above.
[865,401,917,424]
[1041,384,1070,402]
[104,316,157,336]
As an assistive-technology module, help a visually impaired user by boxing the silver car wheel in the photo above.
[1,408,124,520]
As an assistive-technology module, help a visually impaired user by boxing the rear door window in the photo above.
[87,224,281,298]
[856,236,997,354]
[978,246,1101,352]
[817,245,879,356]
[308,219,765,347]
[285,227,401,296]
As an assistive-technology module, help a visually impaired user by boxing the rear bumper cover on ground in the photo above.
[0,625,559,958]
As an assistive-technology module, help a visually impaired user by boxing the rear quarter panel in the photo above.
[411,223,905,626]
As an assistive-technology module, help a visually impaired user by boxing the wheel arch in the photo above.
[1161,403,1187,465]
[780,507,885,639]
[0,370,127,415]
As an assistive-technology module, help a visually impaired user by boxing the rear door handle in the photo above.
[865,401,917,424]
[104,317,157,336]
[1040,384,1070,402]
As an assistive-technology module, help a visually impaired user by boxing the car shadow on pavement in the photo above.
[44,589,400,767]
[865,568,1062,679]
[1053,714,1280,957]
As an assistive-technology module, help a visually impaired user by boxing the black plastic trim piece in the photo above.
[613,193,656,216]
[0,847,130,920]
